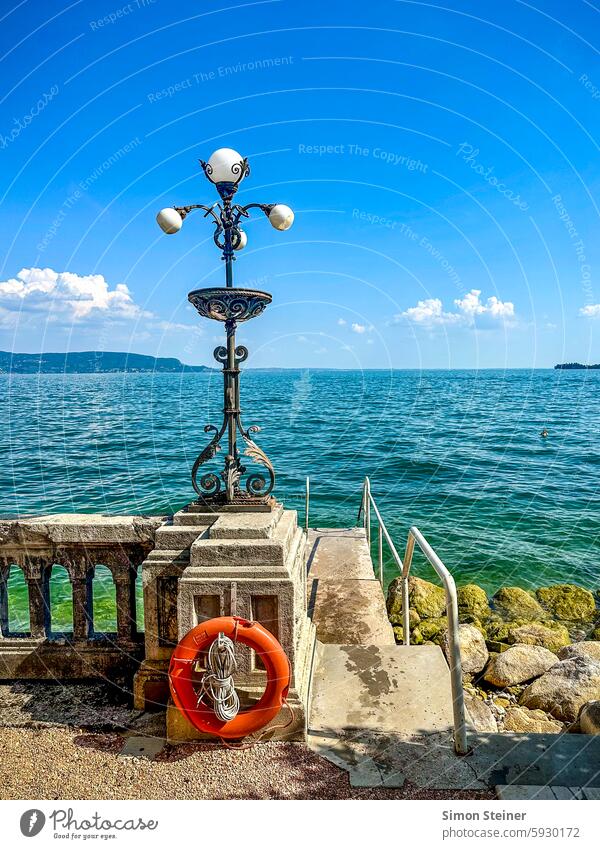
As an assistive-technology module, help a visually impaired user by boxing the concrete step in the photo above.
[309,643,455,736]
[306,527,395,645]
[309,579,396,645]
[307,528,376,580]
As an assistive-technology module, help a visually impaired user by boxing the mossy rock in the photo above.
[393,625,404,643]
[407,576,446,619]
[507,622,570,654]
[487,640,512,653]
[486,617,530,643]
[458,614,488,638]
[592,626,600,641]
[491,587,545,621]
[457,584,491,620]
[386,577,421,628]
[386,577,404,625]
[409,608,421,629]
[536,584,597,621]
[412,616,448,646]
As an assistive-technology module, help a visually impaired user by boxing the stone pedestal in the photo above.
[134,500,315,742]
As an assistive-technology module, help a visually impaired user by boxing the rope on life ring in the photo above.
[168,616,291,740]
[196,632,240,722]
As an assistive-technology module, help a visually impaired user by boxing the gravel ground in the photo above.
[0,727,493,800]
[0,681,493,800]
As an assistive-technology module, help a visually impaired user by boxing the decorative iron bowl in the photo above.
[188,287,272,323]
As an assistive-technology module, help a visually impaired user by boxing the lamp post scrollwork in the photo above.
[156,147,294,504]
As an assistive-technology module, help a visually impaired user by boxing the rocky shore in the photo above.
[386,578,600,735]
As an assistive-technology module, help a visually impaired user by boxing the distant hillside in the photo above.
[555,362,600,370]
[0,351,212,374]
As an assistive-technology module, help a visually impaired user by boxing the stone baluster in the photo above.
[115,572,135,642]
[72,573,93,641]
[0,566,8,637]
[27,573,50,638]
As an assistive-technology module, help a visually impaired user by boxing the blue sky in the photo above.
[0,0,598,368]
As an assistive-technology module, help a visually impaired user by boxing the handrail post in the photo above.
[305,476,310,534]
[365,477,371,545]
[401,532,414,647]
[445,576,469,755]
[377,525,383,586]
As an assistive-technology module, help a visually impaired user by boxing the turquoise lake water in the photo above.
[1,369,599,631]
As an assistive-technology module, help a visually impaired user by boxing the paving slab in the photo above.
[118,735,166,760]
[496,785,588,800]
[468,732,600,788]
[308,728,485,790]
[310,643,455,735]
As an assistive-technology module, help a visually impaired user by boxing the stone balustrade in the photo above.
[0,514,162,680]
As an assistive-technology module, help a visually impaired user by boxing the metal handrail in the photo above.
[304,476,310,533]
[359,477,469,755]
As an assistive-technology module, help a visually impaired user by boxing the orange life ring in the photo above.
[168,616,291,739]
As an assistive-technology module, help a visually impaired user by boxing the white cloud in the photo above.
[454,289,514,319]
[351,322,374,334]
[397,289,515,327]
[580,304,600,318]
[0,267,149,324]
[400,298,461,326]
[337,318,347,326]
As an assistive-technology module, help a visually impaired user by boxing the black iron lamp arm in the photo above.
[173,203,222,226]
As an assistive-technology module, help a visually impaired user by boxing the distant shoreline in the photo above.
[0,351,212,374]
[554,362,600,370]
[1,351,599,373]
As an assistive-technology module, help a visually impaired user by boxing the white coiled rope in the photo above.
[197,632,240,722]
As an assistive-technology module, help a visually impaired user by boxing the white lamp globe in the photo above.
[268,204,294,231]
[207,148,245,184]
[157,207,183,234]
[233,229,247,251]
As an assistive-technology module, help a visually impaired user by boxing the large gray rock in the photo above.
[464,693,497,732]
[520,656,600,723]
[508,622,570,654]
[580,701,600,734]
[442,623,488,676]
[558,641,600,663]
[484,644,557,687]
[503,705,564,734]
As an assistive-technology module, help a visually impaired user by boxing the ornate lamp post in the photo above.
[156,147,294,504]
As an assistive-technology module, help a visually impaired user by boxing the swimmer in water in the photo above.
[540,427,549,438]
